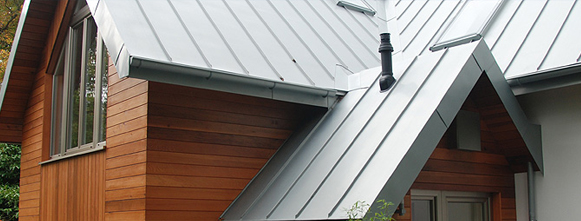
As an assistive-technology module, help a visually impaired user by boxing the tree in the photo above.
[0,1,25,220]
[0,0,24,82]
[0,143,20,221]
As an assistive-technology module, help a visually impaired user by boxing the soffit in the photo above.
[0,0,58,143]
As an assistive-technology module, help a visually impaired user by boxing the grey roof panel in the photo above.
[223,40,542,221]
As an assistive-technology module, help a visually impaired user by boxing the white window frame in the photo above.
[48,4,107,160]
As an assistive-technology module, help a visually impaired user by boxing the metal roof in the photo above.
[221,40,542,221]
[86,0,387,107]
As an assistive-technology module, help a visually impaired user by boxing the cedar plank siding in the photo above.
[104,61,148,220]
[145,82,325,220]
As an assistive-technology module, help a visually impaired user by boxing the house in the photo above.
[0,0,579,220]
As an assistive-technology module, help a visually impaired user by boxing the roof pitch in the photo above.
[221,40,542,221]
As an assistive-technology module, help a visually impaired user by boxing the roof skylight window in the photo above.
[430,0,503,51]
[337,0,376,16]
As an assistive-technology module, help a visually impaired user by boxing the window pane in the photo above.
[447,202,485,221]
[82,18,97,145]
[99,47,108,142]
[412,200,434,221]
[69,24,83,149]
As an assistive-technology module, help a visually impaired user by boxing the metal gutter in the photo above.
[507,62,581,95]
[0,0,31,112]
[127,56,343,107]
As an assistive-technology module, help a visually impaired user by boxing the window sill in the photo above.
[39,145,105,165]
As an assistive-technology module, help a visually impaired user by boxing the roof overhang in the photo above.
[221,40,542,220]
[86,0,389,107]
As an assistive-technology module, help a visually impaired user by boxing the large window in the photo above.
[50,3,108,158]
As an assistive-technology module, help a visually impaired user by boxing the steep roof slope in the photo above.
[221,40,542,221]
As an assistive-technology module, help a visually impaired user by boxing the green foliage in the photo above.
[0,0,25,82]
[346,199,396,221]
[0,143,20,221]
[0,184,18,221]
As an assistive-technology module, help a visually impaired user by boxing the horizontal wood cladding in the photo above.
[411,123,517,221]
[104,62,148,221]
[40,151,106,221]
[146,82,325,221]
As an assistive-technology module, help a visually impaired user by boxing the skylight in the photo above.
[337,0,376,16]
[430,0,503,51]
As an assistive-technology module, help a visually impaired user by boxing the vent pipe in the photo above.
[379,33,396,92]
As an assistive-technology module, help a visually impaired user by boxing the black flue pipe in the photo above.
[379,33,396,92]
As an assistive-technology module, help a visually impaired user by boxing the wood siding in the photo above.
[145,82,324,221]
[104,61,148,221]
[407,94,518,221]
[39,152,106,221]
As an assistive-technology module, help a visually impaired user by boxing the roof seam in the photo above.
[321,0,378,62]
[399,0,429,35]
[265,74,385,219]
[134,0,172,62]
[287,0,348,72]
[503,0,549,75]
[268,1,332,81]
[419,0,463,56]
[538,0,579,70]
[490,0,524,51]
[222,0,281,79]
[250,0,315,85]
[343,7,377,44]
[196,0,249,74]
[328,49,450,217]
[402,0,444,53]
[304,0,368,69]
[166,0,212,68]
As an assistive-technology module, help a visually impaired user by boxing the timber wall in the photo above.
[103,62,148,220]
[400,98,518,221]
[144,82,324,220]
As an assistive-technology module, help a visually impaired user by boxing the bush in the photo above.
[0,143,20,221]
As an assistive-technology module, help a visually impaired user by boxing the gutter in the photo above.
[507,62,581,95]
[127,56,344,108]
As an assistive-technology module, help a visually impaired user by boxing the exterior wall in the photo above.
[402,102,519,221]
[144,82,324,220]
[104,62,148,220]
[516,83,581,221]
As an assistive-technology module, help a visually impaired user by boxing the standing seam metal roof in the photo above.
[221,40,542,221]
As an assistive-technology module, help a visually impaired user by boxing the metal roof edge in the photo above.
[0,0,31,113]
[473,40,544,172]
[128,56,342,107]
[506,62,581,95]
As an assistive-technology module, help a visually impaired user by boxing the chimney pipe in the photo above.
[379,33,396,92]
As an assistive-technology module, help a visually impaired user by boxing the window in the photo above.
[50,2,108,158]
[430,0,503,51]
[411,190,490,221]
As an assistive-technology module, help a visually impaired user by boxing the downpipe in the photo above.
[527,162,537,221]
